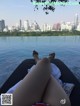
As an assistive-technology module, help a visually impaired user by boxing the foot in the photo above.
[33,50,39,63]
[48,53,55,62]
[33,50,38,56]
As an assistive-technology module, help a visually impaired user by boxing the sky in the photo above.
[0,0,80,27]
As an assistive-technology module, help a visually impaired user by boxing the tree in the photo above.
[31,0,80,14]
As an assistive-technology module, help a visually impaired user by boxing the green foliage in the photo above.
[0,31,80,36]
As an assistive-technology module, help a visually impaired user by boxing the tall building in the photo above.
[34,21,41,31]
[24,20,30,31]
[52,23,61,31]
[42,23,48,31]
[31,23,35,31]
[19,20,22,30]
[0,20,5,32]
[47,24,52,31]
[61,22,72,31]
[74,14,79,29]
[30,21,40,31]
[61,22,66,31]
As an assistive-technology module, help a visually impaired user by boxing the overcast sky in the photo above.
[0,0,80,27]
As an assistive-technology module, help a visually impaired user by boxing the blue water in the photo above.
[0,36,80,87]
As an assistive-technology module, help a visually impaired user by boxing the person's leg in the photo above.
[33,50,40,63]
[33,50,55,63]
[13,58,51,106]
[43,75,71,106]
[48,52,55,62]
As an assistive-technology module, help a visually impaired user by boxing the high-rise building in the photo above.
[31,23,35,31]
[61,22,66,31]
[0,20,5,32]
[47,24,52,31]
[42,23,48,31]
[61,22,72,31]
[19,20,22,30]
[24,20,30,31]
[34,21,41,31]
[52,23,61,31]
[30,21,40,31]
[74,14,79,29]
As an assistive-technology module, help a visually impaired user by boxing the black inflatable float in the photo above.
[0,59,80,106]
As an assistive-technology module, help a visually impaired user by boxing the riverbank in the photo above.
[0,31,80,36]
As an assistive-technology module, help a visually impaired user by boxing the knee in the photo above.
[37,57,50,67]
[41,58,50,64]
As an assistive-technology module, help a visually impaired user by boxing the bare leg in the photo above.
[48,52,55,62]
[33,50,40,63]
[43,75,71,106]
[13,58,51,106]
[33,51,55,63]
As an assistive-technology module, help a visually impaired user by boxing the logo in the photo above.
[60,99,66,105]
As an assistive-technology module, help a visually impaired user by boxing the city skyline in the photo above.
[1,15,80,32]
[0,0,80,27]
[0,13,80,28]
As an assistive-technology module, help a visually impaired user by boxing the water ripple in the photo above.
[0,36,80,87]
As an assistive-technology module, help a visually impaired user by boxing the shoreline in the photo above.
[0,31,80,36]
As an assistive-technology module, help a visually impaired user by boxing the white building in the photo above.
[47,24,52,31]
[61,22,72,31]
[61,22,66,31]
[65,22,72,31]
[74,14,79,29]
[15,23,19,30]
[15,20,22,31]
[76,23,80,31]
[31,23,35,31]
[30,21,40,31]
[42,24,47,31]
[10,26,16,32]
[0,20,5,32]
[24,20,30,31]
[34,21,41,31]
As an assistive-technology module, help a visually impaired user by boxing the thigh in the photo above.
[43,75,71,106]
[13,58,51,106]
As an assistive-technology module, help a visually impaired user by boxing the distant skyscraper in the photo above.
[24,20,30,31]
[43,23,47,31]
[53,23,61,31]
[19,20,22,30]
[34,21,41,31]
[74,14,79,29]
[0,20,5,32]
[31,23,35,31]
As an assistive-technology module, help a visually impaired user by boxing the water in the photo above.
[0,36,80,87]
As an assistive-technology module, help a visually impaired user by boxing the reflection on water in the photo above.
[0,36,80,87]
